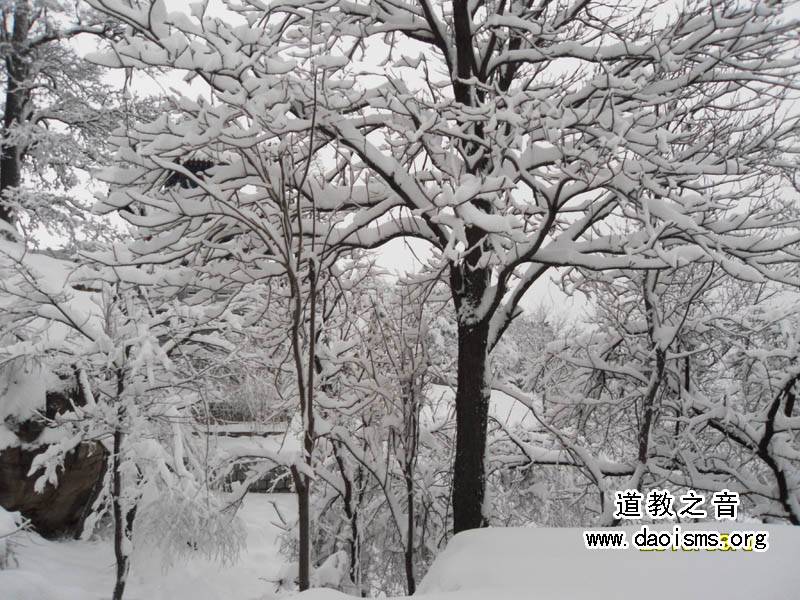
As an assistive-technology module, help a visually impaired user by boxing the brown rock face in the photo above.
[1,387,107,539]
[0,440,107,538]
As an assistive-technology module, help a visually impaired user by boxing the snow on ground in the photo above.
[0,494,295,600]
[5,497,800,600]
[416,523,800,600]
[299,523,800,600]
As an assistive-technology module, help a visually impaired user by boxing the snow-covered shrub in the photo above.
[135,488,245,569]
[289,282,456,596]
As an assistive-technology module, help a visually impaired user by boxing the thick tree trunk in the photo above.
[452,317,491,534]
[0,1,31,225]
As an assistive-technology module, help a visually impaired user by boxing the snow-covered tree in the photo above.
[85,0,800,533]
[96,125,373,589]
[500,264,728,523]
[491,266,800,527]
[0,1,132,241]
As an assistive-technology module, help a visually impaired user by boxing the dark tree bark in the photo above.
[111,370,136,600]
[758,374,800,525]
[0,1,32,225]
[446,0,507,535]
[290,465,312,591]
[402,387,419,594]
[288,256,318,592]
[403,464,416,594]
[450,252,492,533]
[451,317,491,533]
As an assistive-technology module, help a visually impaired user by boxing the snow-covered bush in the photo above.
[293,281,455,595]
[135,487,245,569]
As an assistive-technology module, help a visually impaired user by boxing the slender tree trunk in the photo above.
[638,274,666,467]
[291,467,311,590]
[404,467,415,594]
[0,1,31,225]
[111,369,135,600]
[402,385,419,594]
[758,374,800,525]
[452,315,491,534]
[111,426,129,600]
[354,462,365,596]
[348,501,360,594]
[288,257,317,591]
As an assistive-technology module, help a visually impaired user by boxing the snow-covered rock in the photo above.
[0,441,106,538]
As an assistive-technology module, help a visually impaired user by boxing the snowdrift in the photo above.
[416,524,800,600]
[299,523,800,600]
